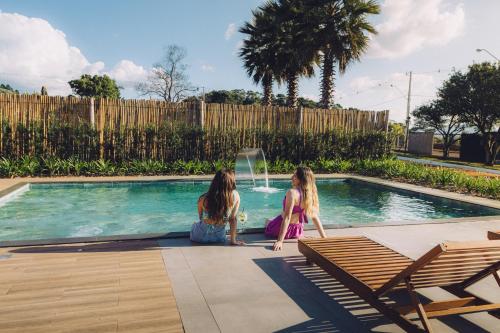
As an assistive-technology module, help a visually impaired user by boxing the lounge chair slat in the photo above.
[333,254,410,262]
[311,247,394,253]
[413,273,479,283]
[338,260,412,268]
[317,248,400,256]
[301,236,367,244]
[413,266,491,278]
[307,243,388,249]
[422,258,500,268]
[395,297,476,315]
[344,266,411,275]
[426,303,500,318]
[443,240,500,251]
[441,252,500,259]
[324,253,406,260]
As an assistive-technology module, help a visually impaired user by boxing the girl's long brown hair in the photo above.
[203,169,236,221]
[295,166,319,216]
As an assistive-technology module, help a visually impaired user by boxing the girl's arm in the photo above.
[229,191,245,245]
[311,214,327,238]
[273,189,296,251]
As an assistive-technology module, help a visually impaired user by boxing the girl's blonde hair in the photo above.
[295,166,319,216]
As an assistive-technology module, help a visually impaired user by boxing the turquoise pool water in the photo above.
[0,179,498,242]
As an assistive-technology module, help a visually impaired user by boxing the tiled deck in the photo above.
[160,220,500,333]
[0,241,183,333]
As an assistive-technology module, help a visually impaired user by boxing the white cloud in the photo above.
[201,64,215,72]
[0,11,147,96]
[225,23,237,40]
[341,72,439,122]
[368,0,465,59]
[107,60,147,87]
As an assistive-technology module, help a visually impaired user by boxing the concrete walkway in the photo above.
[397,156,500,175]
[160,219,500,333]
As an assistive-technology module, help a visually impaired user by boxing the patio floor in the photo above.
[160,219,500,333]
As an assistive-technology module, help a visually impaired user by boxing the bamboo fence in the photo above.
[0,94,389,158]
[0,94,389,133]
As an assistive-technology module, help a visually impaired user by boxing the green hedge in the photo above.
[1,122,391,162]
[1,157,498,199]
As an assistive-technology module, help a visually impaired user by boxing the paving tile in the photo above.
[160,246,220,333]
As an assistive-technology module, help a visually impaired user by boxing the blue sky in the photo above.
[0,0,499,122]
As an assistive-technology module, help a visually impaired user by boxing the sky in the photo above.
[0,0,499,123]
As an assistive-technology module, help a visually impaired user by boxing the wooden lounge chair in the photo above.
[298,236,500,333]
[488,230,500,240]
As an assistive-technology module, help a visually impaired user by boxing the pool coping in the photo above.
[0,174,499,247]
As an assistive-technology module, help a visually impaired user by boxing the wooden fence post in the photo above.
[89,97,95,127]
[198,100,205,128]
[298,106,304,133]
[99,98,105,160]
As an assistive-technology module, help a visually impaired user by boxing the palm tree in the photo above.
[310,0,380,109]
[240,0,319,107]
[267,0,318,107]
[239,7,277,106]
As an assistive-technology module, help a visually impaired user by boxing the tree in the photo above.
[412,100,464,158]
[269,0,318,107]
[68,74,121,98]
[436,62,500,165]
[136,45,196,102]
[0,83,19,94]
[306,0,379,108]
[240,0,318,107]
[239,8,278,105]
[204,89,263,105]
[41,86,48,96]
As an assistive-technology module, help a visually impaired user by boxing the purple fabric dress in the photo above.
[265,189,308,239]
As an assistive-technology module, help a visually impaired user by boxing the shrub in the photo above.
[0,121,392,162]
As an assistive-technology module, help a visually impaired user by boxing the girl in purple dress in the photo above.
[265,167,326,251]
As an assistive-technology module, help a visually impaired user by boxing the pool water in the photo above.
[0,179,498,242]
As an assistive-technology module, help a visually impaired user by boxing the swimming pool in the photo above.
[0,178,498,243]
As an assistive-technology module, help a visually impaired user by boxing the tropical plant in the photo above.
[239,9,278,106]
[306,0,379,108]
[241,0,319,107]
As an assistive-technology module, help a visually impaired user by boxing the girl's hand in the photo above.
[230,239,246,246]
[273,240,283,251]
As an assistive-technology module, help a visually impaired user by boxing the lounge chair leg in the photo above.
[492,269,500,287]
[405,277,433,333]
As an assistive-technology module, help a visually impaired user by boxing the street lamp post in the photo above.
[476,48,500,63]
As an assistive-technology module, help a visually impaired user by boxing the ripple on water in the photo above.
[70,225,104,237]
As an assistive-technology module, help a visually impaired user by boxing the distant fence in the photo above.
[0,94,389,133]
[0,94,390,160]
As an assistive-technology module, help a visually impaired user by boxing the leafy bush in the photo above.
[0,121,392,162]
[0,156,497,199]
